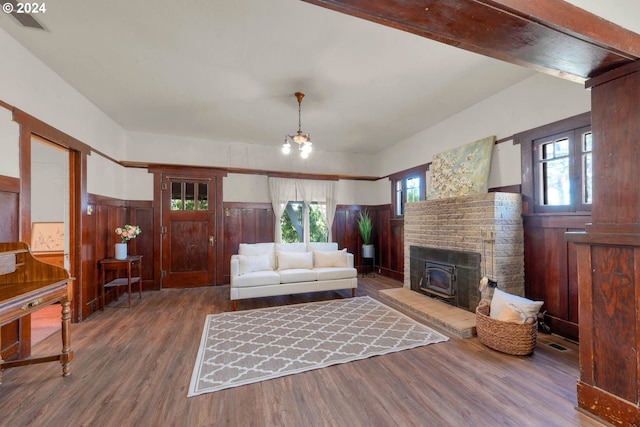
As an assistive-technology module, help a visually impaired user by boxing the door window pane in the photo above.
[170,181,209,210]
[198,182,208,210]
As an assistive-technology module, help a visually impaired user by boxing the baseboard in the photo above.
[577,381,640,426]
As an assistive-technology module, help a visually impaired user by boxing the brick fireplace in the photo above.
[404,192,524,312]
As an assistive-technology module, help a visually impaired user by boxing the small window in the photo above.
[392,172,425,218]
[170,181,208,211]
[532,125,592,213]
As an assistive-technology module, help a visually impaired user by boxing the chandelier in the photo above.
[282,92,313,158]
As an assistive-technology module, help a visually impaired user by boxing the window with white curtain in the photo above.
[281,202,328,243]
[269,177,338,243]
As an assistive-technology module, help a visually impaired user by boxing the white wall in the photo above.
[31,141,67,222]
[223,173,389,206]
[376,73,591,185]
[0,28,129,199]
[0,108,19,178]
[125,131,376,177]
[1,26,592,206]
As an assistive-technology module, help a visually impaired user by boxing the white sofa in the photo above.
[230,242,358,310]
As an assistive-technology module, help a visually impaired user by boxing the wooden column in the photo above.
[567,60,640,426]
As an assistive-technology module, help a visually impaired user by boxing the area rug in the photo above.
[188,296,449,397]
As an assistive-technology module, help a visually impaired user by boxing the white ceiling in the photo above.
[0,0,637,155]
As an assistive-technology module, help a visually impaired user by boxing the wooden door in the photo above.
[160,175,218,288]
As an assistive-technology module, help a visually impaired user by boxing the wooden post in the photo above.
[566,60,640,426]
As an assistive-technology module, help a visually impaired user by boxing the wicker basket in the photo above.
[475,299,538,356]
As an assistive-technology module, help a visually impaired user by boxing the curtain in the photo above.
[268,177,296,243]
[268,177,339,243]
[296,179,339,243]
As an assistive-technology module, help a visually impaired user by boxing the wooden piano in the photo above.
[0,242,73,383]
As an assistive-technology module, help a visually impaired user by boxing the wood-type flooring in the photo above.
[0,276,604,427]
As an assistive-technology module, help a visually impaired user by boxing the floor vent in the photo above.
[547,342,569,352]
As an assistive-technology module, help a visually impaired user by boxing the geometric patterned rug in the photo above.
[188,296,449,397]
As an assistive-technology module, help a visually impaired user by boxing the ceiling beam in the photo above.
[302,0,640,82]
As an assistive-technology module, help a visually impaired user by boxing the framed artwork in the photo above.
[31,222,65,252]
[428,135,495,200]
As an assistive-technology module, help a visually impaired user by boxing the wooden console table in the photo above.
[0,242,73,384]
[99,255,143,309]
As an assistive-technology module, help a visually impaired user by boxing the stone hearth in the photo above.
[404,192,524,311]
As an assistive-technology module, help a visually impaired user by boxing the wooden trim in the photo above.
[586,59,640,89]
[90,147,122,167]
[88,193,128,208]
[0,99,13,111]
[13,109,91,154]
[135,161,377,181]
[302,0,640,81]
[488,184,521,194]
[0,175,20,193]
[577,381,640,426]
[513,112,591,144]
[523,213,591,229]
[387,163,430,181]
[223,202,272,210]
[19,123,31,244]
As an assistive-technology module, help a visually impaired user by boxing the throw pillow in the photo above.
[237,253,272,275]
[490,288,544,319]
[313,249,348,268]
[238,243,275,270]
[496,302,527,324]
[277,251,313,270]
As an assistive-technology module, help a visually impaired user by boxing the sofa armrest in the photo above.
[230,255,239,281]
[346,252,354,268]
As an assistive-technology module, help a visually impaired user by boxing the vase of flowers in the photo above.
[114,224,141,260]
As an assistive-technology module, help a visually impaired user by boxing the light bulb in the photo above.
[282,141,291,154]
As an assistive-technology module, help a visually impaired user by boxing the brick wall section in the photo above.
[404,192,524,306]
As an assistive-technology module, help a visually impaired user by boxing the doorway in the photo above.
[158,171,224,288]
[29,136,69,345]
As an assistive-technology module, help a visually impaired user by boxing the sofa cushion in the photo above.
[237,254,272,275]
[232,271,281,288]
[307,242,338,252]
[315,267,357,281]
[277,251,313,270]
[279,269,318,283]
[239,243,275,270]
[313,249,348,268]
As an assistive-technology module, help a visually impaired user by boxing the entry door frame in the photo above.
[151,166,226,288]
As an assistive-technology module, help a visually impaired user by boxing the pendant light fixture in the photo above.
[282,92,313,158]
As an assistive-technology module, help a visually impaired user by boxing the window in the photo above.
[391,166,427,218]
[170,181,208,210]
[527,120,592,213]
[280,202,328,243]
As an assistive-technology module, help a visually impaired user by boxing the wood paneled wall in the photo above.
[81,195,154,320]
[221,202,404,283]
[523,214,590,342]
[222,202,275,283]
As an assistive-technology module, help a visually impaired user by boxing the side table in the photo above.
[99,255,143,309]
